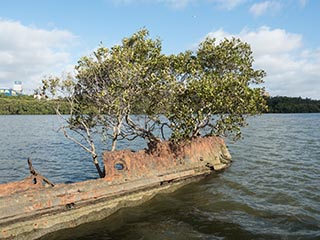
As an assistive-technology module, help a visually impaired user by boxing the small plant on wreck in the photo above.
[42,28,267,178]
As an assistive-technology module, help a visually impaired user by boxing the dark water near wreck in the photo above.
[0,114,319,239]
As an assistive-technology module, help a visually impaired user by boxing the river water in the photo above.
[0,114,319,239]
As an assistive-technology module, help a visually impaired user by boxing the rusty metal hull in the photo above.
[0,137,231,240]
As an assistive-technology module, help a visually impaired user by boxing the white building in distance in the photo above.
[13,81,23,94]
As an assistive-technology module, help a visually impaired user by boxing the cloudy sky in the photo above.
[0,0,319,99]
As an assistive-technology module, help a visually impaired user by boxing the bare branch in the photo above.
[62,127,94,155]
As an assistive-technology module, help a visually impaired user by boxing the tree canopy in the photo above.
[42,28,267,177]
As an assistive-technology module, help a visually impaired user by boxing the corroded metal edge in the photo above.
[2,171,214,240]
[0,136,231,240]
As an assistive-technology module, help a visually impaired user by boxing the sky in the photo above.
[0,0,319,99]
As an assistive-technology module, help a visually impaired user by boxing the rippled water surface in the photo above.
[0,114,319,239]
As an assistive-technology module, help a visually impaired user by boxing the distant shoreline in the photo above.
[0,95,320,115]
[0,95,69,115]
[266,96,320,113]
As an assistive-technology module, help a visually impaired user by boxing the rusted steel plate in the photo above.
[0,136,231,240]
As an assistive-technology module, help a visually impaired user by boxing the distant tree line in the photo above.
[0,95,69,115]
[266,96,320,113]
[1,94,319,115]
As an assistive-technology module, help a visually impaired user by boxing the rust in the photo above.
[103,137,230,182]
[28,158,55,187]
[0,136,231,240]
[0,159,54,198]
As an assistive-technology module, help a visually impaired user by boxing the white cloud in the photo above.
[206,28,233,42]
[239,26,302,55]
[112,0,305,11]
[112,0,246,9]
[204,27,320,99]
[249,1,282,17]
[112,0,194,9]
[164,0,192,8]
[0,19,77,93]
[299,0,308,7]
[211,0,246,10]
[163,0,246,9]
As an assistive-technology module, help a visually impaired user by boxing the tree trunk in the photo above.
[111,117,122,151]
[111,137,117,152]
[93,155,105,178]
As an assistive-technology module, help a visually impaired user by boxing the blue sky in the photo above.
[0,0,319,99]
